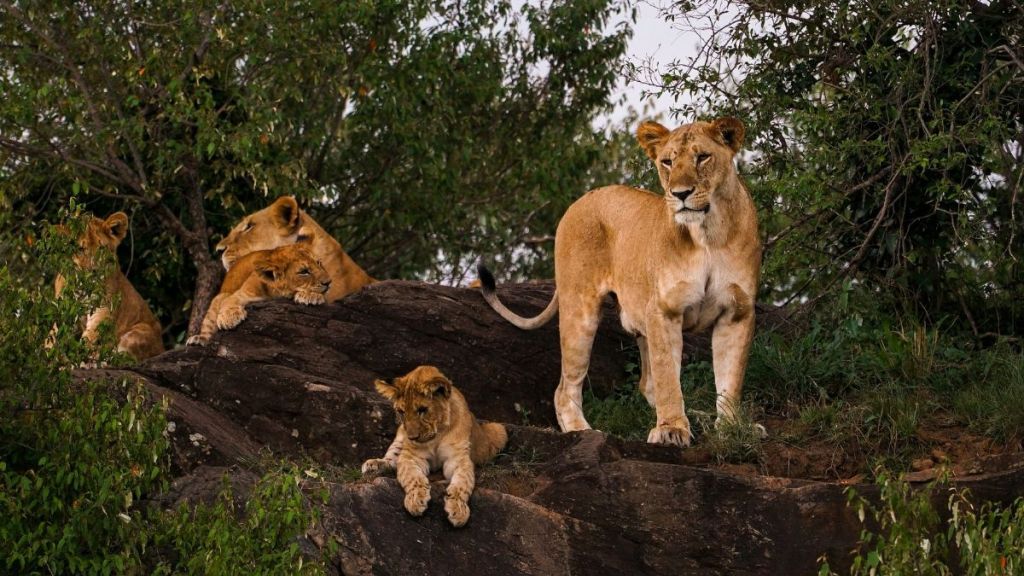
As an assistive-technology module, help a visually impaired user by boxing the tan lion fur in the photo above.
[54,212,164,361]
[361,365,507,527]
[215,196,374,302]
[186,240,331,346]
[480,117,761,447]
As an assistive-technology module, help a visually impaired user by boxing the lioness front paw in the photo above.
[647,422,692,447]
[361,458,394,477]
[216,306,246,330]
[403,486,430,517]
[444,495,471,528]
[294,291,326,306]
[186,334,209,347]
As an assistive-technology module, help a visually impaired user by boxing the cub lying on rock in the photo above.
[362,365,507,528]
[187,240,330,346]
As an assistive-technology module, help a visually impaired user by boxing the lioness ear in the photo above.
[637,121,670,161]
[374,379,398,401]
[104,212,129,245]
[431,376,451,399]
[712,117,745,154]
[270,196,301,233]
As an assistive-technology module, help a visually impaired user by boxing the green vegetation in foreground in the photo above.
[0,218,331,575]
[819,473,1024,575]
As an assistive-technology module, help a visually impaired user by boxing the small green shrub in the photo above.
[820,473,1024,575]
[149,469,328,576]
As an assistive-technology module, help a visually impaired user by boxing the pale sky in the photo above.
[604,0,702,126]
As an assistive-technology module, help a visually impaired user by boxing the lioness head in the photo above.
[374,365,454,443]
[217,196,306,270]
[637,117,745,225]
[67,212,129,270]
[253,242,331,305]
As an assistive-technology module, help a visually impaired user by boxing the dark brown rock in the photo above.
[73,280,1024,575]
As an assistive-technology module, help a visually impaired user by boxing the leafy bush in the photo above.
[0,212,329,574]
[820,473,1024,575]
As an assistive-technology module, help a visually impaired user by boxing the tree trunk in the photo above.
[188,259,223,337]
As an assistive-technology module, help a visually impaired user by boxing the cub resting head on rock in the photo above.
[362,365,507,528]
[186,240,330,346]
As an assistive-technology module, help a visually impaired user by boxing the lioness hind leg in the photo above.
[554,298,601,432]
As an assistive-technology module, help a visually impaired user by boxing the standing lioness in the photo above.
[480,117,761,447]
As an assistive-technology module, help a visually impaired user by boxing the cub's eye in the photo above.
[696,153,711,165]
[416,407,428,415]
[299,268,310,276]
[660,158,673,168]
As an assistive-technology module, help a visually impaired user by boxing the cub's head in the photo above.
[253,242,331,304]
[66,212,129,270]
[217,196,306,270]
[636,117,745,225]
[374,365,454,443]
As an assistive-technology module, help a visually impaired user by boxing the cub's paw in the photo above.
[216,306,246,330]
[361,458,394,477]
[403,486,430,517]
[185,334,209,347]
[444,495,471,528]
[294,291,326,306]
[647,422,692,447]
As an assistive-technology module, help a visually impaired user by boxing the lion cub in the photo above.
[54,212,164,360]
[186,241,330,346]
[362,365,507,527]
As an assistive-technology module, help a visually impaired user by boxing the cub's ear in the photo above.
[270,196,301,233]
[104,212,129,245]
[430,376,451,399]
[374,379,398,401]
[637,121,670,161]
[255,260,281,282]
[712,117,745,154]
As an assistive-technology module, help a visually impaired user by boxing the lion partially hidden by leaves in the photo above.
[54,212,164,360]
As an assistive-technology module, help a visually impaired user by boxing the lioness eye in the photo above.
[416,407,428,415]
[660,158,672,168]
[696,153,711,165]
[243,221,254,231]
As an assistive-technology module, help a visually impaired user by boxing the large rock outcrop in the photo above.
[80,280,1024,575]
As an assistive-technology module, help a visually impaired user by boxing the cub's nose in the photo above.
[321,280,332,291]
[672,189,694,202]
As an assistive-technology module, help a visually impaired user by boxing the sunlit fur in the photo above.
[362,365,507,527]
[186,240,330,346]
[53,213,164,360]
[480,117,762,447]
[215,196,374,302]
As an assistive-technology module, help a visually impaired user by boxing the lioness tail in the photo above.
[476,264,558,330]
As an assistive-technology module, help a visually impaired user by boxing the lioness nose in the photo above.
[672,189,694,202]
[322,280,332,289]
